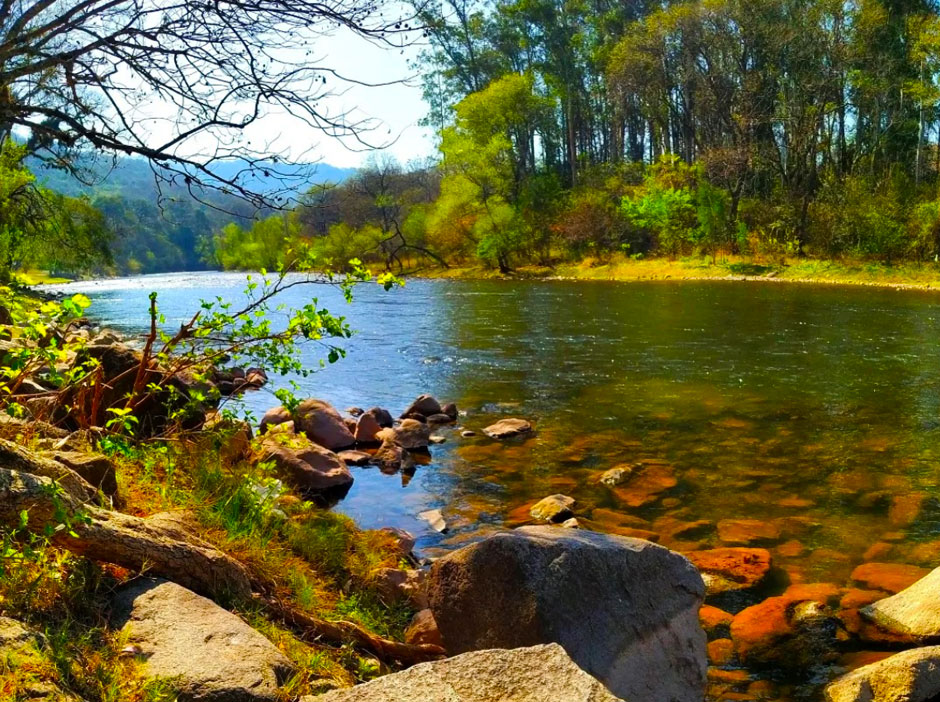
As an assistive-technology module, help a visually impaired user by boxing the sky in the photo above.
[229,30,437,170]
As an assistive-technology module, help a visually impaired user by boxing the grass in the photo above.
[407,254,940,290]
[0,423,418,701]
[14,270,72,286]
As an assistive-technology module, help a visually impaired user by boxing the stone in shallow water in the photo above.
[699,605,734,636]
[611,464,677,508]
[305,644,623,702]
[717,519,781,546]
[685,547,773,596]
[825,646,940,702]
[419,509,447,533]
[529,494,575,523]
[860,565,940,640]
[598,465,633,487]
[850,562,930,594]
[483,418,533,439]
[838,589,915,646]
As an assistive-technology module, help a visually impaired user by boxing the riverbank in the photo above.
[412,255,940,291]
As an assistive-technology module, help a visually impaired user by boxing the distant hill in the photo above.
[26,155,356,276]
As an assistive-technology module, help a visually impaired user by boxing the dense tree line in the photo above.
[212,0,940,271]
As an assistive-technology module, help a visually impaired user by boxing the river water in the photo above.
[45,271,940,700]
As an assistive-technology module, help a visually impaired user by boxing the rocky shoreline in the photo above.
[2,304,940,701]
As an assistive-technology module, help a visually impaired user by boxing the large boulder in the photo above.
[428,526,706,702]
[365,407,394,428]
[861,565,940,641]
[401,394,442,419]
[259,405,292,434]
[294,399,355,450]
[305,643,622,702]
[259,432,353,500]
[111,579,294,702]
[825,646,940,702]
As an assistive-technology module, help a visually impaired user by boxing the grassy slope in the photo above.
[0,424,412,701]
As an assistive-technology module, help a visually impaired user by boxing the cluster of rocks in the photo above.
[255,392,535,504]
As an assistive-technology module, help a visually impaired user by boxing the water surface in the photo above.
[47,272,940,700]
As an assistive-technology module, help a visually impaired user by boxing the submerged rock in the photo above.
[861,565,940,641]
[599,466,633,487]
[427,525,706,702]
[111,579,293,702]
[483,418,533,439]
[305,643,623,702]
[717,519,781,546]
[529,494,575,523]
[825,646,940,702]
[851,562,930,594]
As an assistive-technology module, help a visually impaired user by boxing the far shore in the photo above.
[407,255,940,292]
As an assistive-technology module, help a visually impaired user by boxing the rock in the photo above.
[427,413,454,424]
[419,509,447,533]
[861,565,940,640]
[700,605,734,636]
[50,449,118,497]
[483,418,533,439]
[365,407,394,428]
[429,434,446,444]
[355,413,383,444]
[401,394,442,418]
[379,527,416,559]
[0,616,44,652]
[561,518,580,528]
[294,398,356,450]
[305,643,621,702]
[111,579,293,702]
[851,562,930,594]
[244,367,268,387]
[338,450,371,466]
[259,432,353,500]
[707,638,735,666]
[529,494,575,523]
[825,646,940,702]
[685,548,773,596]
[402,412,427,423]
[442,402,459,420]
[717,519,781,546]
[373,567,428,609]
[599,466,632,487]
[343,417,357,433]
[346,407,364,417]
[380,419,430,450]
[370,439,414,473]
[404,609,443,648]
[259,405,292,434]
[611,463,677,507]
[428,526,705,702]
[730,595,846,669]
[839,589,915,646]
[461,430,476,437]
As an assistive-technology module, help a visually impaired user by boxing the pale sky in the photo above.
[230,31,437,170]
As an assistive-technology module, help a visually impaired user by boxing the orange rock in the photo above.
[707,668,751,684]
[836,650,897,671]
[404,609,443,647]
[862,542,894,561]
[837,588,915,646]
[889,492,925,527]
[654,516,714,543]
[776,540,805,558]
[782,582,841,604]
[686,548,773,595]
[612,463,677,507]
[881,531,907,543]
[778,496,814,508]
[589,508,651,529]
[700,604,734,634]
[708,638,735,665]
[907,539,940,565]
[746,680,776,697]
[717,519,781,546]
[850,562,929,594]
[731,596,844,668]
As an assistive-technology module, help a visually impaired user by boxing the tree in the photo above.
[0,0,423,207]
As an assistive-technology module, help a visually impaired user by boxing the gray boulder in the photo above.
[111,579,293,702]
[825,646,940,702]
[305,643,622,702]
[428,526,706,702]
[862,566,940,641]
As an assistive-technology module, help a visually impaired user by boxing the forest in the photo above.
[210,0,940,274]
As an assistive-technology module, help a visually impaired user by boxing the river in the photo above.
[44,271,940,700]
